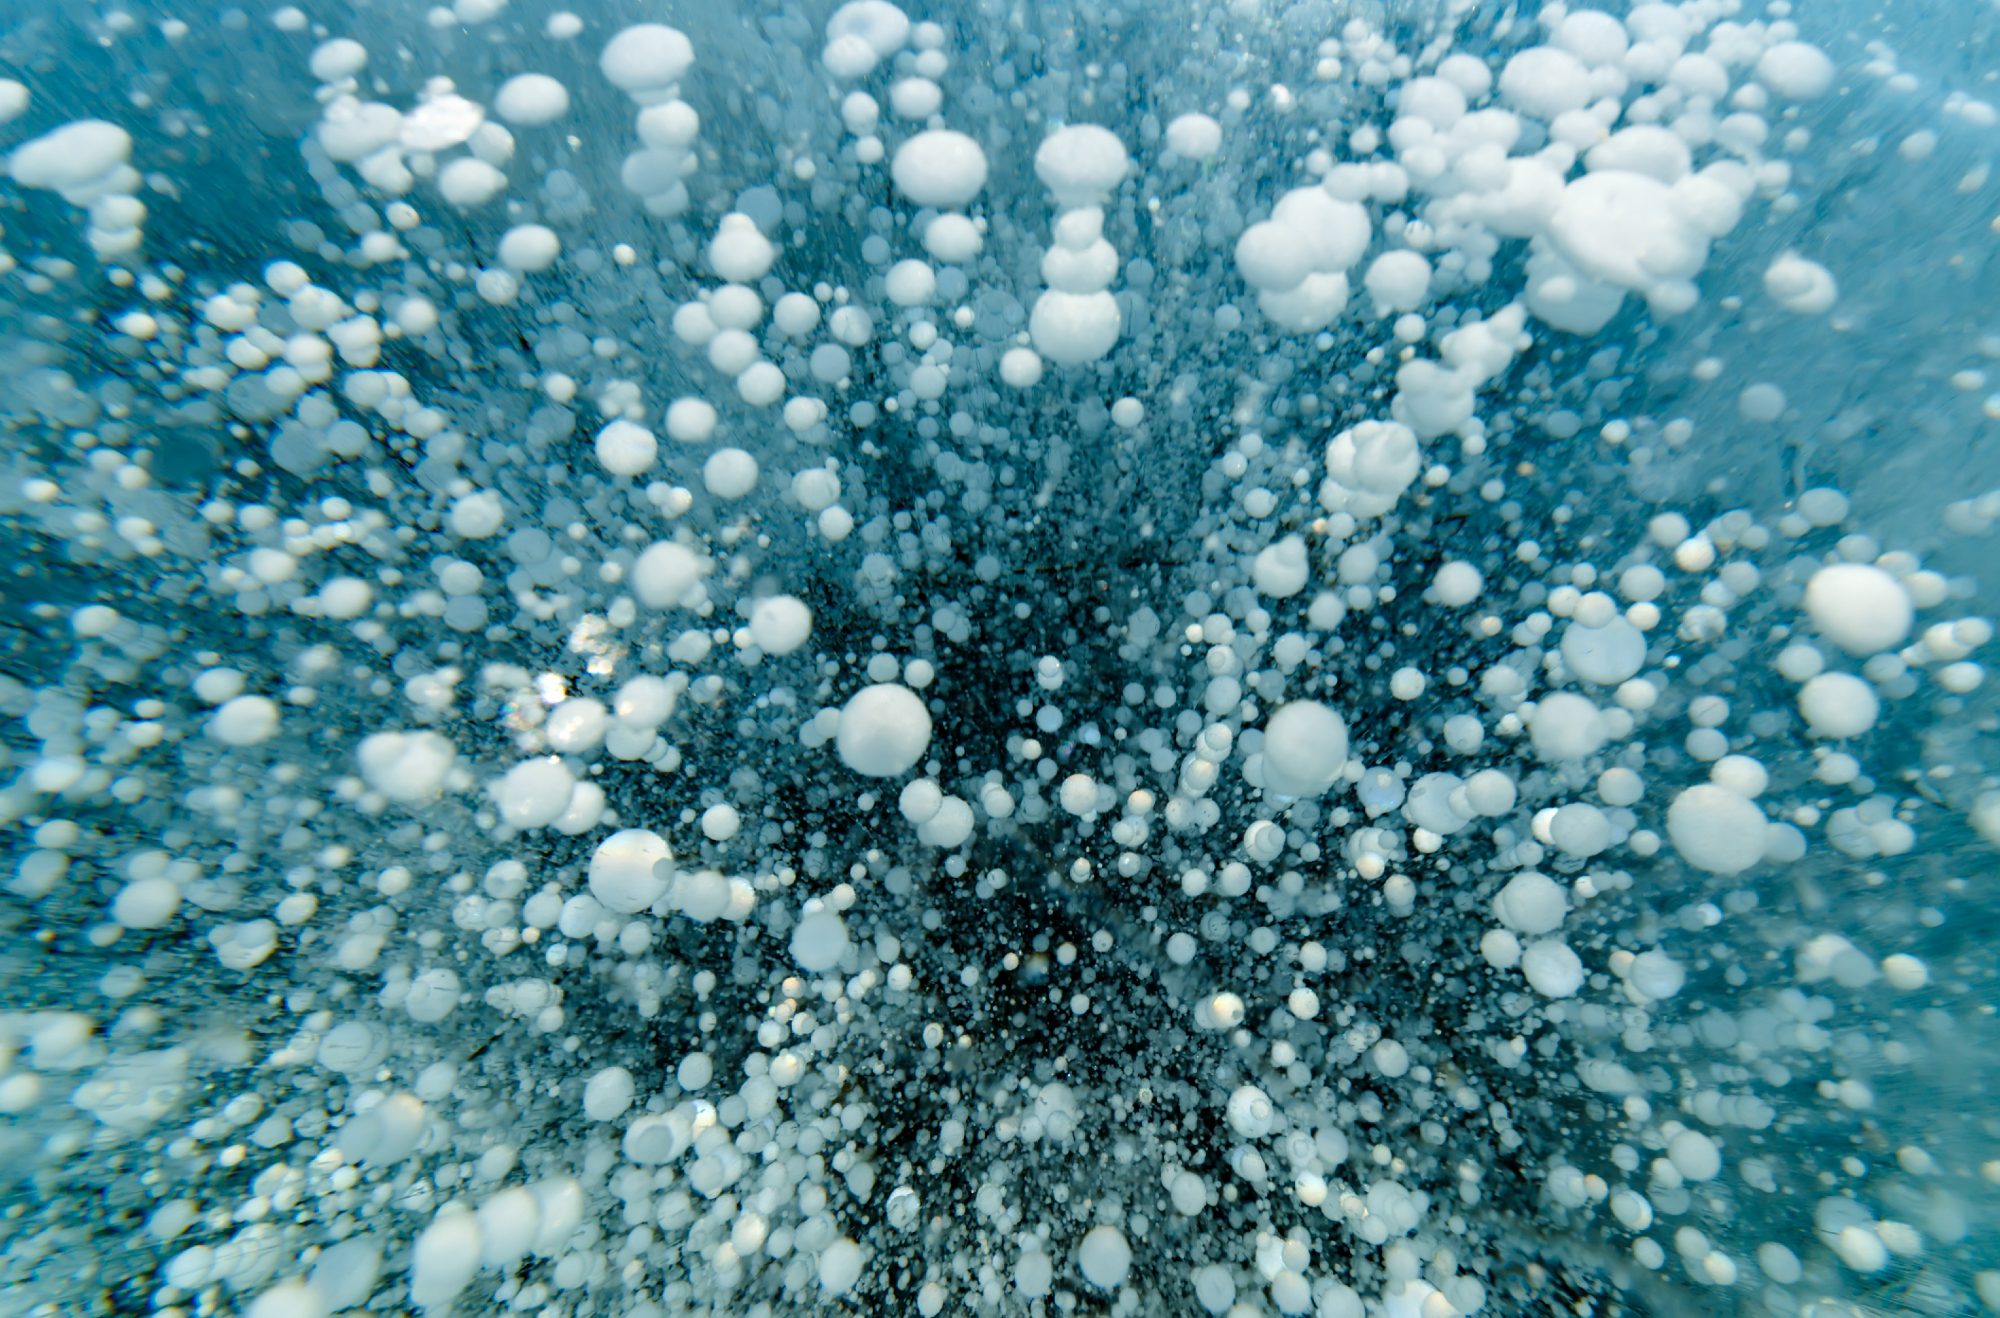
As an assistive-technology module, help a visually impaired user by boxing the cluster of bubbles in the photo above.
[0,0,1997,1314]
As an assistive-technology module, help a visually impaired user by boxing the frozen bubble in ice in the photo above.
[836,684,932,777]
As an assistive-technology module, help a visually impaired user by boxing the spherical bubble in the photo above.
[1628,949,1685,1000]
[475,1187,542,1269]
[545,699,609,754]
[821,33,879,78]
[1363,250,1432,312]
[357,730,456,803]
[665,397,718,443]
[1798,672,1879,739]
[1499,45,1593,119]
[792,468,842,511]
[1252,536,1309,598]
[1404,774,1470,835]
[1521,939,1585,997]
[1739,382,1787,422]
[1169,1170,1209,1216]
[1757,40,1836,99]
[613,675,676,729]
[699,804,740,842]
[339,1091,429,1164]
[1492,871,1568,935]
[889,76,943,120]
[1668,1128,1722,1181]
[772,292,821,338]
[923,213,983,264]
[1225,1084,1275,1137]
[1194,1264,1238,1312]
[1058,772,1098,817]
[1398,75,1467,130]
[114,877,183,930]
[309,38,368,83]
[1549,802,1611,857]
[703,447,759,499]
[829,305,874,346]
[1804,563,1911,654]
[636,99,700,151]
[1259,271,1349,333]
[673,869,732,923]
[194,666,245,705]
[630,540,708,608]
[999,347,1045,388]
[713,333,761,380]
[836,683,932,776]
[828,0,910,55]
[791,907,850,971]
[1671,170,1746,238]
[582,1066,636,1121]
[1260,701,1349,796]
[1529,692,1606,761]
[1077,1224,1132,1290]
[1371,1038,1411,1078]
[893,780,943,828]
[1323,419,1419,516]
[491,757,575,830]
[885,258,937,306]
[1585,126,1692,182]
[1525,249,1626,335]
[917,795,975,848]
[1035,125,1129,206]
[437,157,507,207]
[1236,221,1313,292]
[207,694,280,747]
[588,829,671,914]
[1422,49,1489,99]
[1834,1225,1889,1273]
[408,1214,480,1309]
[244,1280,330,1318]
[708,213,776,282]
[1271,187,1371,272]
[1765,252,1838,314]
[677,1052,714,1090]
[1464,768,1515,816]
[594,419,657,477]
[1432,561,1483,606]
[493,73,570,126]
[816,1236,864,1293]
[317,100,403,164]
[1029,289,1121,365]
[401,94,485,153]
[891,130,989,208]
[1164,112,1222,160]
[1553,9,1628,63]
[1042,234,1117,293]
[552,782,607,835]
[750,595,813,655]
[621,147,689,200]
[497,224,560,273]
[1561,617,1646,685]
[1666,784,1768,874]
[601,24,695,95]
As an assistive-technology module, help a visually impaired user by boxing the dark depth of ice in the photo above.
[0,2,1997,1316]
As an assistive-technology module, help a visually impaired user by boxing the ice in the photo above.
[0,1,1995,1314]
